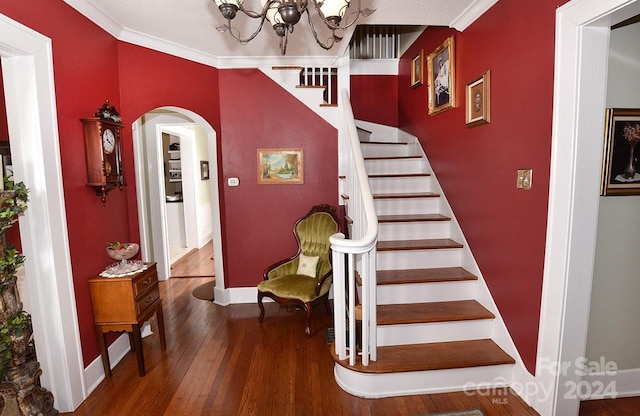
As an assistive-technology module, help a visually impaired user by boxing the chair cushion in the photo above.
[296,254,319,277]
[257,274,322,303]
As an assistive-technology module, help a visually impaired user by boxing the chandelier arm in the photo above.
[217,14,271,44]
[236,0,278,19]
[306,8,335,51]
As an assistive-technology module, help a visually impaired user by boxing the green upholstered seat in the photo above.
[257,204,340,337]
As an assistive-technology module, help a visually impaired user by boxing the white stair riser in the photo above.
[334,364,513,398]
[374,280,476,304]
[377,248,463,270]
[378,221,451,240]
[357,130,372,142]
[368,176,432,194]
[374,198,440,215]
[364,159,424,175]
[377,320,494,346]
[361,143,414,158]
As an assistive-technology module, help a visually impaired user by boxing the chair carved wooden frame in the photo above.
[257,204,340,337]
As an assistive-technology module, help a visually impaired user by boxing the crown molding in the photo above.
[119,28,220,68]
[450,0,499,31]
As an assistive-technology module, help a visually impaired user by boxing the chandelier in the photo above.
[212,0,375,55]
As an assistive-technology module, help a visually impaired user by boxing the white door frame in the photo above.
[133,108,226,295]
[536,1,640,415]
[0,14,85,412]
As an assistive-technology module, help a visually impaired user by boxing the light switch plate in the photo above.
[227,177,239,187]
[517,169,532,190]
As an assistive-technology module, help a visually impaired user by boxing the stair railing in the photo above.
[330,89,378,366]
[298,66,338,106]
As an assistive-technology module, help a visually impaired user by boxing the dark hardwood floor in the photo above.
[579,396,640,415]
[62,277,538,415]
[170,242,215,278]
[60,250,636,415]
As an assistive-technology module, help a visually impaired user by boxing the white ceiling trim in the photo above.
[119,28,220,68]
[451,0,500,31]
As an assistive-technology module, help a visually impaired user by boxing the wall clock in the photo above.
[81,100,125,203]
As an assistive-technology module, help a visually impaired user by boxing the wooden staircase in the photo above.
[333,121,516,398]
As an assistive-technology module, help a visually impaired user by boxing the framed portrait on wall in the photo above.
[427,36,455,115]
[411,50,423,88]
[601,108,640,195]
[465,70,491,127]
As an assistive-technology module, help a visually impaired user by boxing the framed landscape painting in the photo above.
[257,148,304,185]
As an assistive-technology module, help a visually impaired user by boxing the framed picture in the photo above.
[427,36,455,115]
[200,160,210,180]
[411,50,423,88]
[601,108,640,195]
[257,148,304,185]
[466,70,491,127]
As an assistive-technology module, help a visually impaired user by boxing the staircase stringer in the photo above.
[355,119,531,392]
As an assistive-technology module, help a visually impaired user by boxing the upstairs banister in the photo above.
[330,89,378,366]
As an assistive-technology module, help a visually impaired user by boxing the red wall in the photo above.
[0,1,128,366]
[218,69,338,287]
[0,2,337,366]
[351,75,398,126]
[397,0,568,373]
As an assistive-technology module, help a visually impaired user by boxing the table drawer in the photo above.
[132,265,157,297]
[135,285,160,316]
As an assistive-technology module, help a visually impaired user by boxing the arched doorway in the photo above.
[132,107,225,297]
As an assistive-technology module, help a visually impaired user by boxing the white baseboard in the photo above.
[582,368,640,399]
[84,333,131,394]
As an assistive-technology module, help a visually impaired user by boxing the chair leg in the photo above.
[304,303,312,338]
[323,297,331,315]
[258,291,266,323]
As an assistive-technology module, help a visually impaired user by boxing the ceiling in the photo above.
[63,0,497,64]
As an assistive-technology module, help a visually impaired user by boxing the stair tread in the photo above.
[360,141,408,145]
[365,155,422,160]
[378,238,463,251]
[377,300,494,325]
[271,65,304,70]
[369,173,431,178]
[333,339,515,374]
[373,192,439,199]
[378,214,450,222]
[376,267,478,285]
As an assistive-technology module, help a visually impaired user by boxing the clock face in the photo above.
[102,128,116,154]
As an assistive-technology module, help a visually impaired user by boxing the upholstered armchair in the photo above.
[257,204,340,337]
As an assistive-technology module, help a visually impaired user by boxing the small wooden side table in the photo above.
[89,262,166,377]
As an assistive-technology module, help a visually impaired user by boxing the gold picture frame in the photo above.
[411,49,423,88]
[257,148,304,185]
[427,36,455,115]
[601,108,640,195]
[466,70,491,127]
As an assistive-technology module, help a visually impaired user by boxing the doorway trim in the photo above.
[536,0,640,415]
[133,107,226,297]
[0,14,85,412]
